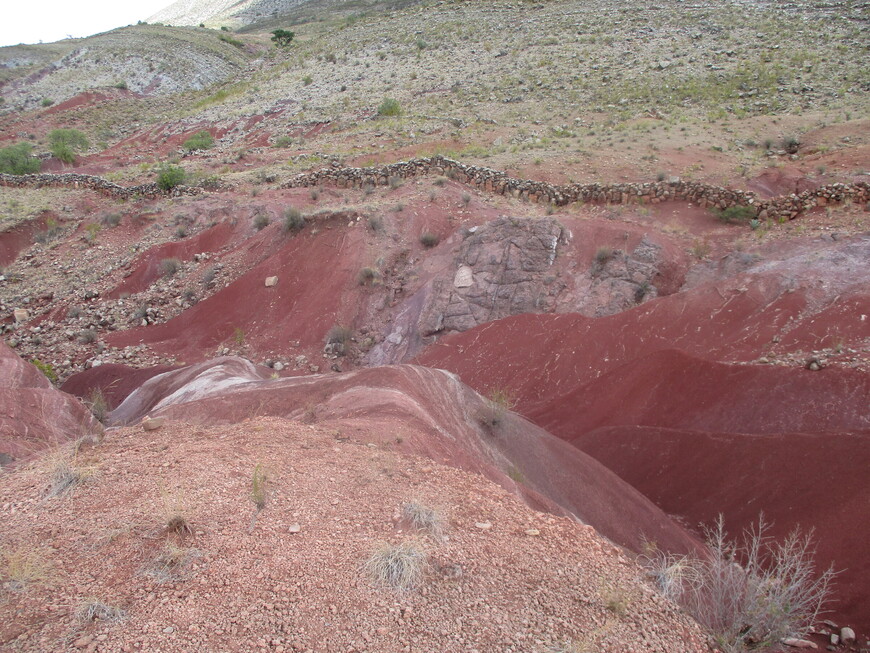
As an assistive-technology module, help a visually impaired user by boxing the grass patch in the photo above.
[363,541,426,590]
[401,500,444,539]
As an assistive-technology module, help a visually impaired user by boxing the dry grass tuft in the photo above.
[363,541,427,591]
[401,500,445,540]
[48,455,95,497]
[1,546,53,590]
[75,598,126,623]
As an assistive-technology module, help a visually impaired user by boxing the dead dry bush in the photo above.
[642,515,836,653]
[401,500,445,540]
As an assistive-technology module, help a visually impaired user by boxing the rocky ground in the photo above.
[0,415,711,653]
[1,0,869,649]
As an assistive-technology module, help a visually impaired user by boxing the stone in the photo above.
[524,529,540,536]
[288,523,301,534]
[840,627,856,643]
[273,361,284,372]
[265,276,278,287]
[453,265,474,288]
[474,521,492,530]
[13,308,29,323]
[141,416,165,431]
[782,638,817,649]
[830,634,839,645]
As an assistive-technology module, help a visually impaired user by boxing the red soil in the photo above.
[60,363,177,410]
[0,211,57,267]
[107,358,706,558]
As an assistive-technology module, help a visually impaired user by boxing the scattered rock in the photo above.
[288,523,301,534]
[841,627,856,643]
[782,638,817,649]
[142,416,165,431]
[265,276,278,287]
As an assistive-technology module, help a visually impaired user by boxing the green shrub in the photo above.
[0,142,41,175]
[714,205,757,224]
[253,214,270,231]
[271,29,295,47]
[31,359,57,384]
[49,129,89,164]
[377,98,402,117]
[302,75,313,86]
[156,165,186,191]
[182,130,214,152]
[218,33,244,48]
[40,98,54,107]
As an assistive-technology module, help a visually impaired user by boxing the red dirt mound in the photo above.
[109,358,705,558]
[0,342,100,466]
[529,349,870,438]
[106,221,370,362]
[575,425,870,631]
[60,363,177,410]
[0,211,58,267]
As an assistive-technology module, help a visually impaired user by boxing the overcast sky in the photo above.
[1,1,172,48]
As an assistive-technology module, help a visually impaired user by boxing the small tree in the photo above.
[0,142,41,175]
[49,128,89,164]
[271,29,295,47]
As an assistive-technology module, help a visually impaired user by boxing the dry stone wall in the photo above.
[0,173,201,199]
[282,155,869,222]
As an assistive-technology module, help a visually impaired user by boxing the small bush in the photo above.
[48,455,93,497]
[643,515,836,653]
[419,232,439,248]
[273,135,293,148]
[182,130,214,152]
[75,599,125,624]
[302,75,313,86]
[363,541,426,590]
[594,246,614,265]
[253,214,270,231]
[218,33,244,48]
[358,266,378,285]
[156,165,186,191]
[49,128,89,164]
[78,328,97,344]
[714,205,757,224]
[377,98,402,117]
[388,175,403,190]
[401,501,444,539]
[368,216,383,232]
[251,464,267,512]
[0,142,41,175]
[88,387,109,423]
[325,325,352,345]
[782,136,801,154]
[40,98,54,107]
[1,546,53,590]
[101,212,122,227]
[477,388,516,431]
[159,258,182,277]
[144,542,198,582]
[283,207,306,233]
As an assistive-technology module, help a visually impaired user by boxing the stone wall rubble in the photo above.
[0,173,200,198]
[282,155,869,221]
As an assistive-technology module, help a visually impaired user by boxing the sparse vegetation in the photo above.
[325,325,352,345]
[144,542,199,583]
[87,387,109,423]
[253,213,270,231]
[643,515,836,653]
[364,541,427,590]
[31,358,58,384]
[358,266,378,285]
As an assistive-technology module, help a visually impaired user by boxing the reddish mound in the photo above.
[0,342,100,465]
[530,349,870,437]
[60,363,177,410]
[106,221,369,362]
[575,425,870,631]
[107,221,237,298]
[0,212,57,267]
[109,358,705,558]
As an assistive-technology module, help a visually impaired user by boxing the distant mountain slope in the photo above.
[147,0,421,28]
[0,24,250,110]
